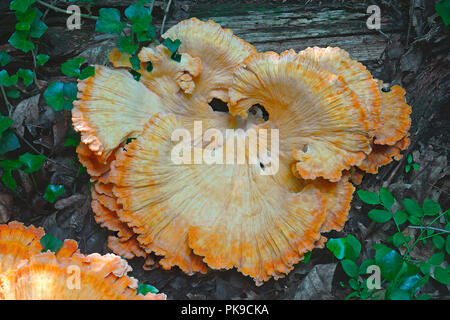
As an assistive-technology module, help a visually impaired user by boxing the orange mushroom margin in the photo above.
[0,221,166,300]
[72,18,412,285]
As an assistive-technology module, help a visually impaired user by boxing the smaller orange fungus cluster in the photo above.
[0,221,166,300]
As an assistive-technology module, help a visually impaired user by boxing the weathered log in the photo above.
[167,1,406,64]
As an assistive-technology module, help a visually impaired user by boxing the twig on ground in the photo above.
[160,0,173,36]
[408,225,450,234]
[0,85,13,116]
[36,0,98,20]
[15,132,75,172]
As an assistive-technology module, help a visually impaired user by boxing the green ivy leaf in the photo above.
[6,89,20,99]
[429,251,445,265]
[1,169,17,190]
[393,210,408,225]
[407,154,413,164]
[419,261,431,274]
[412,163,420,171]
[375,246,403,281]
[408,215,422,226]
[348,278,359,291]
[0,70,19,87]
[15,8,37,31]
[393,232,406,247]
[432,235,445,250]
[129,69,141,82]
[0,159,22,190]
[96,8,126,35]
[423,199,441,216]
[433,266,450,285]
[129,54,141,70]
[171,52,181,62]
[163,37,181,54]
[0,115,14,137]
[446,236,450,254]
[137,283,159,295]
[0,130,20,154]
[17,68,34,86]
[43,184,65,203]
[326,237,346,260]
[0,159,23,170]
[341,259,358,279]
[8,31,35,53]
[379,187,394,208]
[136,25,156,42]
[405,164,411,173]
[10,0,36,12]
[64,129,80,147]
[0,51,11,67]
[61,57,85,77]
[117,36,139,54]
[40,234,63,253]
[79,66,95,80]
[402,198,423,217]
[436,0,450,26]
[302,252,312,264]
[18,152,46,173]
[345,234,361,261]
[44,82,77,111]
[29,8,47,38]
[125,4,152,32]
[368,209,392,223]
[389,288,410,300]
[359,258,375,275]
[357,190,380,205]
[36,54,49,66]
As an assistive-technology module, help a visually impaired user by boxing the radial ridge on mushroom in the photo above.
[72,18,412,284]
[0,222,166,300]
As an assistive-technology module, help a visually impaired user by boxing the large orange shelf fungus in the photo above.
[0,222,166,300]
[71,18,412,284]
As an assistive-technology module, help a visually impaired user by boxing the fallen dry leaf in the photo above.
[294,263,337,300]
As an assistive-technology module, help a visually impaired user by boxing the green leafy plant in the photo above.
[331,187,449,300]
[43,184,65,203]
[405,154,420,173]
[436,0,450,26]
[40,233,63,253]
[137,283,159,295]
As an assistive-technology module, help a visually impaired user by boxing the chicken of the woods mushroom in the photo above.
[72,18,412,285]
[0,221,166,300]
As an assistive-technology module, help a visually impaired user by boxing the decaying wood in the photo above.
[167,1,405,64]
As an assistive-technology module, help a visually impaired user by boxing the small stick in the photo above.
[36,0,98,20]
[160,0,173,36]
[408,225,450,234]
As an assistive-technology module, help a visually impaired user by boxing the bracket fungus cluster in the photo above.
[0,222,166,300]
[72,18,412,285]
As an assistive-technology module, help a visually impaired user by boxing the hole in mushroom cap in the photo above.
[302,144,309,153]
[249,104,269,121]
[209,98,229,113]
